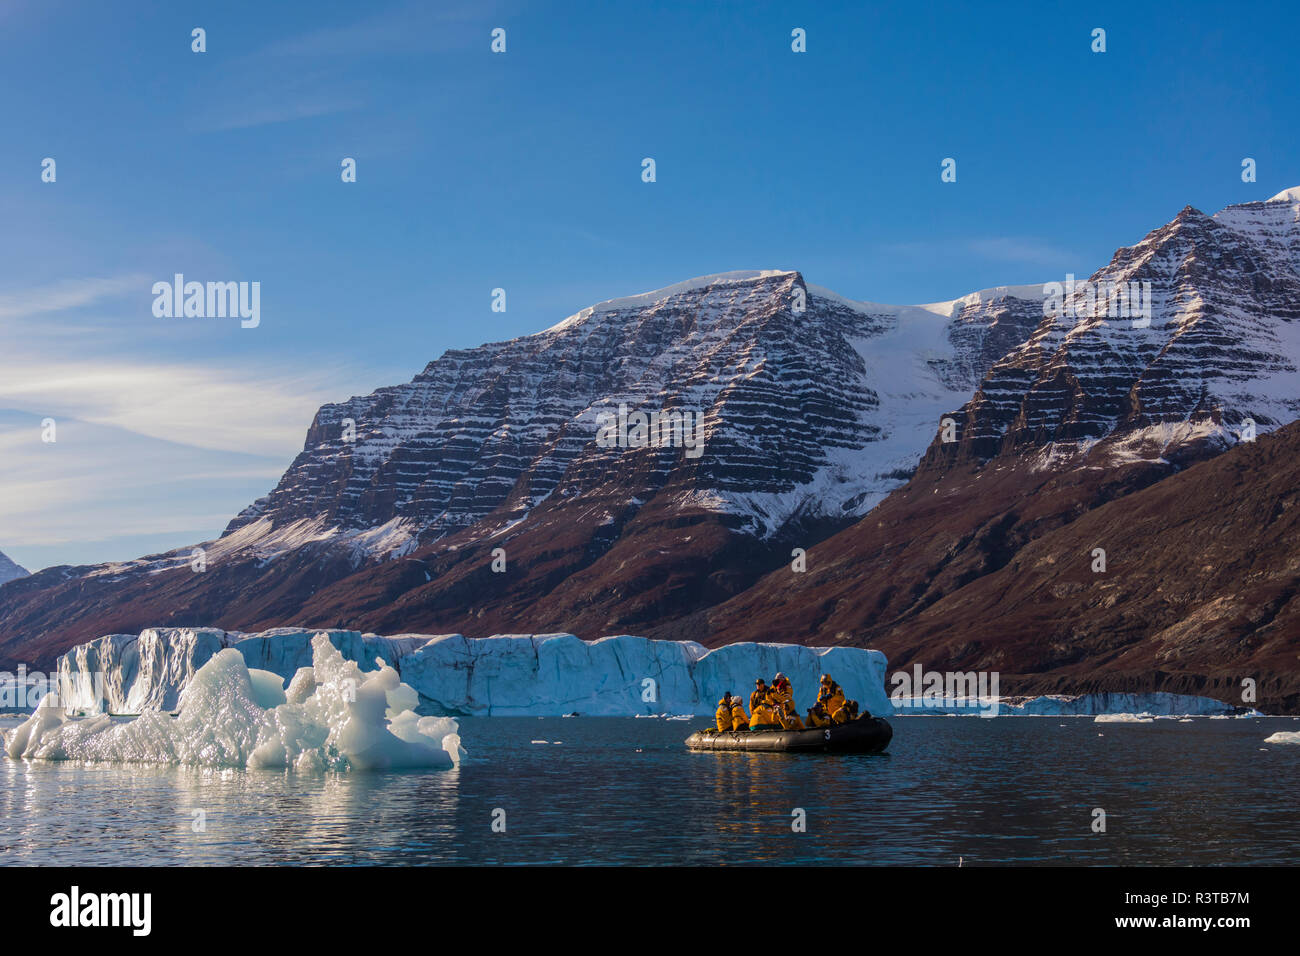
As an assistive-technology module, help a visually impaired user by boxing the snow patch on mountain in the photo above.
[85,515,421,581]
[546,270,800,334]
[1214,189,1300,276]
[1027,419,1239,471]
[918,283,1052,318]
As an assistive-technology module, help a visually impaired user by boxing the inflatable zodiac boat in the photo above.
[685,715,892,754]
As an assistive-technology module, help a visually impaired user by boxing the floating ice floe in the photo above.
[3,634,463,772]
[1094,713,1156,723]
[1263,732,1300,745]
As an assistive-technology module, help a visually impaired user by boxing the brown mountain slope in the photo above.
[0,472,795,669]
[678,422,1300,710]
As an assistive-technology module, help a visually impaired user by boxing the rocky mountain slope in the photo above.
[686,419,1300,709]
[0,270,1044,665]
[950,196,1299,465]
[225,269,1042,546]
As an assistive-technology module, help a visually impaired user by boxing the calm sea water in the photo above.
[2,715,1298,866]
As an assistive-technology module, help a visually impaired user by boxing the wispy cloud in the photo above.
[258,0,498,60]
[187,63,368,133]
[201,93,366,133]
[0,359,335,458]
[875,236,1079,269]
[0,411,282,555]
[0,274,377,567]
[0,275,360,458]
[0,275,145,321]
[189,0,504,133]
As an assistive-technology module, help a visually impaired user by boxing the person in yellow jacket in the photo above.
[818,674,846,717]
[730,698,749,731]
[715,693,736,732]
[749,679,769,713]
[749,698,780,731]
[806,701,832,727]
[776,699,804,730]
[831,698,857,724]
[769,673,795,715]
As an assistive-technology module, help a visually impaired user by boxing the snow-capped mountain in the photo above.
[945,191,1300,466]
[223,269,1043,556]
[224,188,1300,572]
[0,551,28,586]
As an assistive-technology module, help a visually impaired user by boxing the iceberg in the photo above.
[48,627,893,720]
[53,626,429,714]
[1094,712,1156,723]
[1264,731,1300,745]
[5,634,463,771]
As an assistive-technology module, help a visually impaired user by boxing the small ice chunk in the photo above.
[1094,713,1155,723]
[1264,731,1300,744]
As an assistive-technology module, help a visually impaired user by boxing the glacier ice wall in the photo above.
[52,627,893,719]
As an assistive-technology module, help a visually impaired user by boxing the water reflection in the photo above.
[2,715,1299,865]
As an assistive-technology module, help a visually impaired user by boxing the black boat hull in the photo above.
[685,716,892,754]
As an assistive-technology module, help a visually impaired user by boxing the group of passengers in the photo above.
[714,674,862,733]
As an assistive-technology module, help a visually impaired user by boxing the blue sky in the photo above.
[1,0,1297,571]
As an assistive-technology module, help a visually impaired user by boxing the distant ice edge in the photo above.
[893,693,1246,717]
